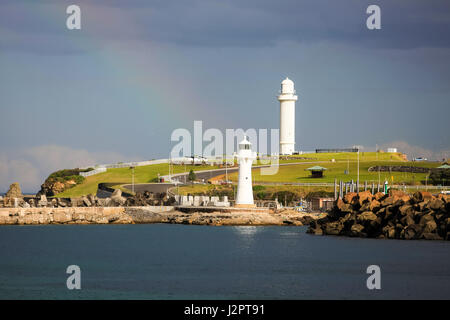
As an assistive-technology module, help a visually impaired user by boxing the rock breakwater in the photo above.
[308,190,450,240]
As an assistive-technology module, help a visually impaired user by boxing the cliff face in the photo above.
[308,190,450,241]
[38,168,92,196]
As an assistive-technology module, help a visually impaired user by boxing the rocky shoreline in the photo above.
[308,190,450,241]
[0,207,322,226]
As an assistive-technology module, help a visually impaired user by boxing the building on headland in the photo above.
[387,147,398,153]
[278,77,298,155]
[310,197,335,211]
[316,148,359,153]
[235,136,257,208]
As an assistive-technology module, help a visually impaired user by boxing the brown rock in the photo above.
[358,191,373,206]
[419,213,435,226]
[350,224,365,237]
[381,196,394,207]
[344,192,357,204]
[422,233,443,240]
[429,198,444,211]
[413,191,433,203]
[335,198,345,210]
[399,204,414,216]
[423,220,437,233]
[418,201,429,211]
[404,224,421,240]
[374,192,385,201]
[369,200,381,212]
[324,222,343,235]
[437,193,450,203]
[357,211,378,223]
[5,183,23,199]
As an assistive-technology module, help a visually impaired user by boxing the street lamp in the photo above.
[353,145,363,193]
[129,166,135,194]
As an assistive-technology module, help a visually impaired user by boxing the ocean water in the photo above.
[0,224,449,299]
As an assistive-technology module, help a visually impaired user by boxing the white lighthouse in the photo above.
[235,136,256,208]
[278,77,298,155]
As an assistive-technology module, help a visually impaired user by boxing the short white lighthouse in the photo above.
[278,77,298,155]
[235,136,257,208]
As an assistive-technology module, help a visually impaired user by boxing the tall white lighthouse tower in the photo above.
[235,136,257,208]
[278,77,298,155]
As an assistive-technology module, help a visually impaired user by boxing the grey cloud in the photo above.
[1,0,450,55]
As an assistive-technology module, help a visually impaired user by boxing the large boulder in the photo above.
[429,198,444,211]
[413,191,433,203]
[38,195,48,207]
[369,199,381,212]
[357,211,378,223]
[324,222,343,235]
[382,224,396,239]
[350,224,366,237]
[111,189,126,206]
[6,183,23,199]
[419,213,435,226]
[404,224,422,240]
[374,192,385,201]
[423,220,438,234]
[358,191,373,206]
[422,233,443,241]
[81,196,92,207]
[344,192,358,204]
[399,204,414,216]
[389,189,411,204]
[381,196,395,207]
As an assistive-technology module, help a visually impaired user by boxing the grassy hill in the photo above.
[238,152,438,185]
[235,160,437,185]
[55,163,218,197]
[54,152,442,197]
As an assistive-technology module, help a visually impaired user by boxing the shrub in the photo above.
[253,185,266,192]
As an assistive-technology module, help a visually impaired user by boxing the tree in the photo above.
[188,169,196,182]
[429,169,450,186]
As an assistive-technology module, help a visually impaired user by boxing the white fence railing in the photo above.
[79,159,170,177]
[80,167,107,177]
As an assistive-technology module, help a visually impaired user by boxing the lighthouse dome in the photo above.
[239,136,252,150]
[281,77,295,94]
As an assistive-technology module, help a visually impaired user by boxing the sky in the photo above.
[1,0,450,192]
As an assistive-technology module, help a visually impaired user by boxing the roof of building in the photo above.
[305,166,328,171]
[437,164,450,169]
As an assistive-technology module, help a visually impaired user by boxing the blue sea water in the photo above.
[0,224,449,299]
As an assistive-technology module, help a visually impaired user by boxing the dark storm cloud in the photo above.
[1,0,450,54]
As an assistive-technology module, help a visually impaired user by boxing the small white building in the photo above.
[387,148,398,153]
[278,77,298,155]
[235,136,256,208]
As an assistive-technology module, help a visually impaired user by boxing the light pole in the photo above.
[225,154,228,182]
[357,148,359,193]
[129,166,135,194]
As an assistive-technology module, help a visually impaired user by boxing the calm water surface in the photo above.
[0,224,449,299]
